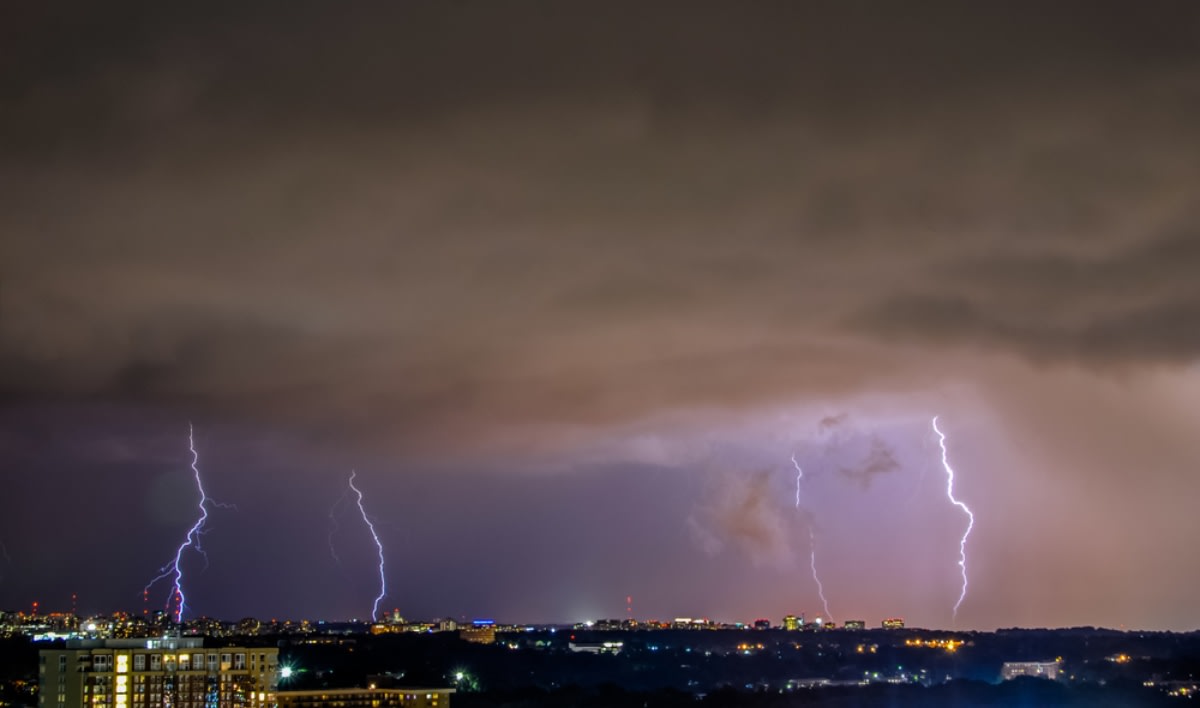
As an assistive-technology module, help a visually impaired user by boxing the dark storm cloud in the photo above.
[2,2,1198,449]
[856,228,1200,365]
[837,437,900,490]
[859,296,1200,365]
[689,469,792,568]
[798,413,902,489]
[817,414,847,434]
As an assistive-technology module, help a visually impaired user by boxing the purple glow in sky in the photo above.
[2,1,1200,630]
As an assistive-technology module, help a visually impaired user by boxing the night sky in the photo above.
[3,2,1200,630]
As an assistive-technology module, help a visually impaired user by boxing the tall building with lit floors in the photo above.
[38,637,278,707]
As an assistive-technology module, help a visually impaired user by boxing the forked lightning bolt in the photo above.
[932,416,975,621]
[792,454,833,622]
[144,423,229,622]
[348,470,387,622]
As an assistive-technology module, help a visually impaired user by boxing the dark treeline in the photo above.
[453,679,1176,708]
[275,628,1200,706]
[278,628,1200,689]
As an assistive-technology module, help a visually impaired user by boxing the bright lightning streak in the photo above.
[932,416,975,621]
[348,470,387,622]
[144,423,217,622]
[792,454,833,622]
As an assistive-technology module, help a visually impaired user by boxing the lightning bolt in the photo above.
[144,424,208,622]
[932,416,975,621]
[144,423,232,622]
[792,454,833,622]
[808,527,832,622]
[348,470,387,622]
[792,454,803,509]
[327,486,351,564]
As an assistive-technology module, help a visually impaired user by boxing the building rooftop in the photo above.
[64,637,206,649]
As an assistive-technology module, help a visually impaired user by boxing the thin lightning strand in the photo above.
[348,470,387,622]
[144,423,213,622]
[932,416,975,621]
[327,488,351,564]
[792,454,833,622]
[809,527,832,622]
[791,454,803,509]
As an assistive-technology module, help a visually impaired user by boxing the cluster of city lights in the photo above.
[904,637,965,653]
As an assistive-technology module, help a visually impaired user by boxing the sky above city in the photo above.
[2,1,1200,630]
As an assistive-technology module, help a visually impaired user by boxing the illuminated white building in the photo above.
[1000,659,1062,681]
[568,640,624,655]
[39,637,278,707]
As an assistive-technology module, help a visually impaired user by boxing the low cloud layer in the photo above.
[2,2,1199,457]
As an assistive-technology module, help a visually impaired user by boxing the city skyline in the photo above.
[3,1,1200,631]
[0,412,1178,630]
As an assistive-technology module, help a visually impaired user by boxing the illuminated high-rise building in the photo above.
[842,620,866,630]
[38,637,278,707]
[782,615,800,631]
[881,618,905,629]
